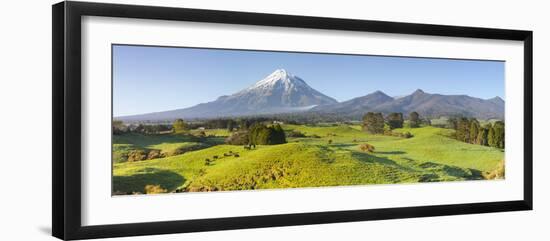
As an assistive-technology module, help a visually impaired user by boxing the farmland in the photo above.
[112,123,504,195]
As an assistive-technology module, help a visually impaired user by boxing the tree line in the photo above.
[449,117,504,149]
[362,111,424,134]
[225,123,287,146]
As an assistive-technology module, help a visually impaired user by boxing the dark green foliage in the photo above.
[409,112,421,128]
[447,117,458,129]
[455,117,471,143]
[113,120,126,135]
[226,120,235,132]
[362,112,385,134]
[172,119,187,133]
[469,119,480,144]
[249,123,287,145]
[387,112,404,129]
[450,117,504,148]
[477,126,489,146]
[488,121,505,149]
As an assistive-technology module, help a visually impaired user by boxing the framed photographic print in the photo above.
[52,1,533,240]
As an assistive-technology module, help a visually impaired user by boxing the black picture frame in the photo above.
[52,1,533,240]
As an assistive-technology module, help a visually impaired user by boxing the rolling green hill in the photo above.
[113,125,504,194]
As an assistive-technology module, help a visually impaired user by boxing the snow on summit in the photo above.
[248,69,307,91]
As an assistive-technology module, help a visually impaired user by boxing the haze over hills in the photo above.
[117,69,504,122]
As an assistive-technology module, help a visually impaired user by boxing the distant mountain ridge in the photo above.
[313,89,504,120]
[117,69,504,121]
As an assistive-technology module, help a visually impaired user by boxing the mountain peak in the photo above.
[488,96,505,105]
[412,89,425,95]
[249,69,303,90]
[372,90,388,95]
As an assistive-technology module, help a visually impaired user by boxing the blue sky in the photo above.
[113,45,504,116]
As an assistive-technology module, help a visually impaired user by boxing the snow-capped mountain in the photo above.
[119,69,337,121]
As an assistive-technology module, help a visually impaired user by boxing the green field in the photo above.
[113,125,504,195]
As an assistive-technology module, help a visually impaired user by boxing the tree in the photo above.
[447,117,458,130]
[477,126,489,146]
[172,119,187,133]
[409,111,421,128]
[248,123,286,145]
[492,121,505,148]
[270,124,287,144]
[387,112,404,129]
[362,112,385,134]
[112,120,126,135]
[227,120,235,132]
[469,119,480,144]
[455,117,471,143]
[488,124,496,147]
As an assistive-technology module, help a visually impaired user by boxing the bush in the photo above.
[127,149,147,162]
[328,139,333,144]
[359,143,375,153]
[146,149,161,160]
[144,184,167,194]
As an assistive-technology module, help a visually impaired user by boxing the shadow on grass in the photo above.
[113,168,185,195]
[417,161,484,181]
[351,151,400,167]
[329,143,357,148]
[375,151,406,155]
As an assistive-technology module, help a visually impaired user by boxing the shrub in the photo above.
[144,184,167,194]
[127,149,147,162]
[328,139,333,144]
[359,143,375,153]
[146,149,161,160]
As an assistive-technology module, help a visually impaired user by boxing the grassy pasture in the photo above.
[113,124,504,194]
